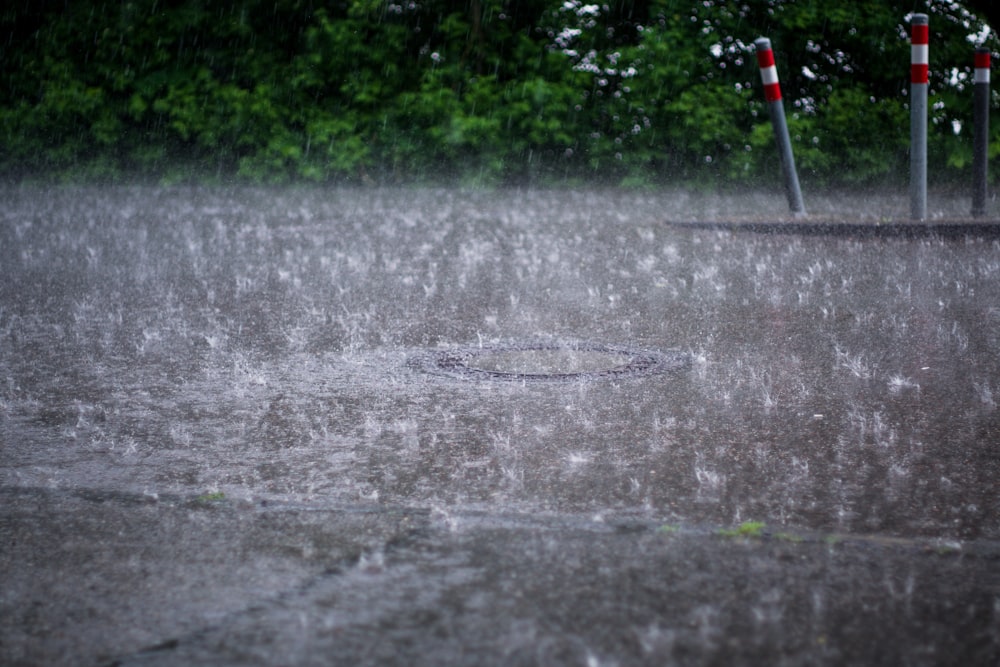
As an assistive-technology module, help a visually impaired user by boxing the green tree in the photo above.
[0,0,996,185]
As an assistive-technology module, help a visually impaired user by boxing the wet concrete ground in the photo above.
[1,186,999,665]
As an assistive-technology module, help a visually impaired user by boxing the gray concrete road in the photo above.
[2,186,998,665]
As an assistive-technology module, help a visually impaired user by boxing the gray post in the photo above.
[972,47,990,217]
[910,14,929,220]
[754,37,805,215]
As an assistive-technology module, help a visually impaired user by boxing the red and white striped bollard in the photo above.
[972,47,990,217]
[754,37,805,215]
[910,14,929,220]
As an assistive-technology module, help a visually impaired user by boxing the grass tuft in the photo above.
[718,520,766,538]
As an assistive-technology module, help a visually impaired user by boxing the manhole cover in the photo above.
[408,341,689,382]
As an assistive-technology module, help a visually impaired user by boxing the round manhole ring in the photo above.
[407,341,690,382]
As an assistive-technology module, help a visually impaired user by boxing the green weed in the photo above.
[718,521,766,539]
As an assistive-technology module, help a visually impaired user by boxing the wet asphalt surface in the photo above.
[1,186,999,665]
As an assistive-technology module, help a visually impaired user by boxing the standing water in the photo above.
[1,186,998,665]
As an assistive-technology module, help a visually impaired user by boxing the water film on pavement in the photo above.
[1,186,998,665]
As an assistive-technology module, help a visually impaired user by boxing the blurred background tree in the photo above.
[0,0,996,186]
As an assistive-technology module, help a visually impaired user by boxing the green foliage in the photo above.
[0,0,997,184]
[194,491,225,503]
[718,521,767,538]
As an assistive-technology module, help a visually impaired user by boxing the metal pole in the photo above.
[910,14,929,220]
[972,47,990,218]
[754,37,805,215]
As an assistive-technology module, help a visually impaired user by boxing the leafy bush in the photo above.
[0,0,996,185]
